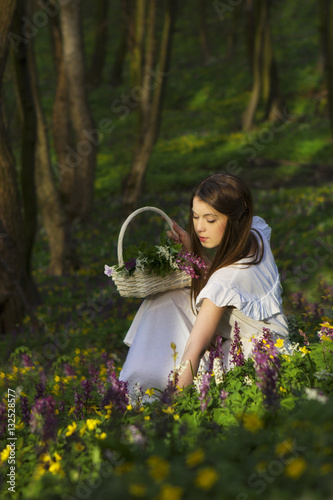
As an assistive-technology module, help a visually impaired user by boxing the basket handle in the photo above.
[117,206,177,266]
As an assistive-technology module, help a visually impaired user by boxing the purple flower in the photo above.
[124,258,136,271]
[0,403,7,436]
[229,322,245,367]
[63,363,76,377]
[104,264,113,277]
[22,354,33,367]
[198,373,211,412]
[252,328,280,409]
[160,370,179,405]
[34,382,46,402]
[219,390,229,405]
[58,401,66,413]
[30,396,58,441]
[101,360,129,414]
[20,396,31,425]
[74,390,84,419]
[299,329,310,346]
[207,336,224,374]
[176,251,207,279]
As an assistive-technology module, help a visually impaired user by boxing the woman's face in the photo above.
[192,196,227,249]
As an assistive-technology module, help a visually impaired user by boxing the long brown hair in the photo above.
[189,172,264,308]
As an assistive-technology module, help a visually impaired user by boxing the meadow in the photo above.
[1,0,333,498]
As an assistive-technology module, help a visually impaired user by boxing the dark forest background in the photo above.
[0,0,333,341]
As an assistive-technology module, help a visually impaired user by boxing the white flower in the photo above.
[243,375,253,386]
[104,264,113,277]
[176,360,189,377]
[193,365,206,394]
[156,246,171,260]
[305,387,328,404]
[314,369,333,380]
[213,358,224,385]
[136,256,147,272]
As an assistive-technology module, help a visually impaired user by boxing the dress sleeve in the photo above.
[196,279,241,310]
[252,216,272,243]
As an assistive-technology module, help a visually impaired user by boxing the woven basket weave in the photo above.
[111,206,191,298]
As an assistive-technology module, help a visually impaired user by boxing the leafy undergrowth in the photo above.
[0,290,333,499]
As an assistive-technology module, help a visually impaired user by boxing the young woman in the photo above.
[119,172,292,395]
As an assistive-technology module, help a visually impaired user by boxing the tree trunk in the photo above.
[320,0,333,138]
[87,0,110,87]
[122,0,177,213]
[245,0,255,74]
[242,0,283,130]
[11,0,39,304]
[59,0,97,221]
[242,0,265,131]
[0,0,27,333]
[48,6,75,216]
[27,0,74,276]
[110,0,129,87]
[199,0,212,64]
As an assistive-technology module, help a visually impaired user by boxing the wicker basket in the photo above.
[111,206,191,298]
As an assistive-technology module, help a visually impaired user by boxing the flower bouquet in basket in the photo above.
[104,206,207,298]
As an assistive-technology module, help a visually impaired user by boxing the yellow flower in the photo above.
[15,421,24,430]
[115,462,134,475]
[74,442,85,452]
[95,432,106,440]
[274,338,284,349]
[299,346,310,356]
[147,455,170,481]
[320,321,333,328]
[0,446,10,463]
[321,335,332,342]
[194,467,219,490]
[173,414,180,421]
[75,348,81,354]
[144,416,150,421]
[53,452,62,462]
[279,386,287,393]
[186,449,205,468]
[284,457,306,479]
[79,425,87,437]
[243,414,264,433]
[162,406,174,414]
[320,463,333,475]
[275,439,294,457]
[74,356,80,364]
[54,375,60,382]
[33,464,46,479]
[40,453,51,462]
[128,483,146,497]
[127,404,133,411]
[68,406,75,416]
[86,419,100,431]
[49,461,62,475]
[145,388,155,396]
[158,483,184,500]
[65,422,77,437]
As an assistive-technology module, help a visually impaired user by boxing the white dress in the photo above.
[119,216,292,395]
